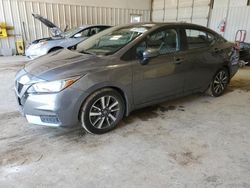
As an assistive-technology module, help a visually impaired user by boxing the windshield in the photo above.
[76,25,149,56]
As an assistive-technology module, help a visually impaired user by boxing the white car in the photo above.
[25,13,111,59]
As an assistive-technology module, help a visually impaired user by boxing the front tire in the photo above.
[80,88,125,134]
[207,68,229,97]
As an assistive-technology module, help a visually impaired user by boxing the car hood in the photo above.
[24,49,108,81]
[32,13,63,37]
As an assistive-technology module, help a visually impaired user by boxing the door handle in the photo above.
[174,58,184,64]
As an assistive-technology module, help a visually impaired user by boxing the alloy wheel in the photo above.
[213,70,228,95]
[89,95,120,129]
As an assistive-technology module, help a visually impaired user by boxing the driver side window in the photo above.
[74,29,90,38]
[136,29,179,56]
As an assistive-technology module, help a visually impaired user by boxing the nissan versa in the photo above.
[15,22,239,134]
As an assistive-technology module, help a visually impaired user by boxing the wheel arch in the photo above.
[77,85,131,122]
[48,46,63,53]
[222,64,231,82]
[109,86,128,114]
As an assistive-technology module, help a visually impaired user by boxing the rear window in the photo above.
[185,29,215,49]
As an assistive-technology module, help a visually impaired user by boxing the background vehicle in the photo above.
[25,13,111,59]
[234,30,250,66]
[15,22,239,134]
[238,42,250,65]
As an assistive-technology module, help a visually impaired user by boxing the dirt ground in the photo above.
[0,56,250,188]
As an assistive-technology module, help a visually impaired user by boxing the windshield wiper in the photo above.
[79,50,95,55]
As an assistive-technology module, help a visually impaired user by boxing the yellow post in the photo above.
[16,37,25,55]
[0,22,8,38]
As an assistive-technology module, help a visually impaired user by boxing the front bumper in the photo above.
[25,114,60,127]
[15,70,85,127]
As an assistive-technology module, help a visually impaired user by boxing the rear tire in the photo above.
[80,88,125,134]
[207,68,229,97]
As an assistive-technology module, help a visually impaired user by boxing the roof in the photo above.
[78,24,111,29]
[116,22,215,34]
[122,21,207,27]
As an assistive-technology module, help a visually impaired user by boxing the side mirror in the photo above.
[139,48,159,65]
[74,33,82,38]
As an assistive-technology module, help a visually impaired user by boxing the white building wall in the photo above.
[152,0,250,43]
[152,0,210,26]
[209,0,250,42]
[22,0,151,10]
[213,0,247,8]
[0,0,151,55]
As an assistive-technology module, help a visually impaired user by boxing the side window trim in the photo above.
[121,27,181,61]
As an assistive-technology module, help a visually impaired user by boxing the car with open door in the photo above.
[25,13,111,59]
[15,22,239,134]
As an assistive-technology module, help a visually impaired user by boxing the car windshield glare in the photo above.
[77,25,149,56]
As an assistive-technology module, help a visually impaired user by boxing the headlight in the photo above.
[27,76,80,93]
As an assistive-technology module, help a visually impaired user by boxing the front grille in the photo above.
[17,97,22,106]
[15,80,28,106]
[16,95,28,107]
[17,82,24,94]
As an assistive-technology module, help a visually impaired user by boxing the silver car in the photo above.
[25,13,110,59]
[15,23,239,134]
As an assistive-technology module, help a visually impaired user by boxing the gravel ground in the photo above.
[0,56,250,188]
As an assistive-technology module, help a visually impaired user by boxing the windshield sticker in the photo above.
[142,24,155,27]
[130,27,147,33]
[110,35,123,40]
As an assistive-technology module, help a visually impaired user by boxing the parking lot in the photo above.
[0,56,249,187]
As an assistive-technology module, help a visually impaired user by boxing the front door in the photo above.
[132,28,185,105]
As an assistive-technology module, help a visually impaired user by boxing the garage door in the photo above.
[152,0,211,26]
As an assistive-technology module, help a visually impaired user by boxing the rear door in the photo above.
[180,27,220,92]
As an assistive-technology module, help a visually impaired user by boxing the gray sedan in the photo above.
[25,14,110,59]
[15,22,239,134]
